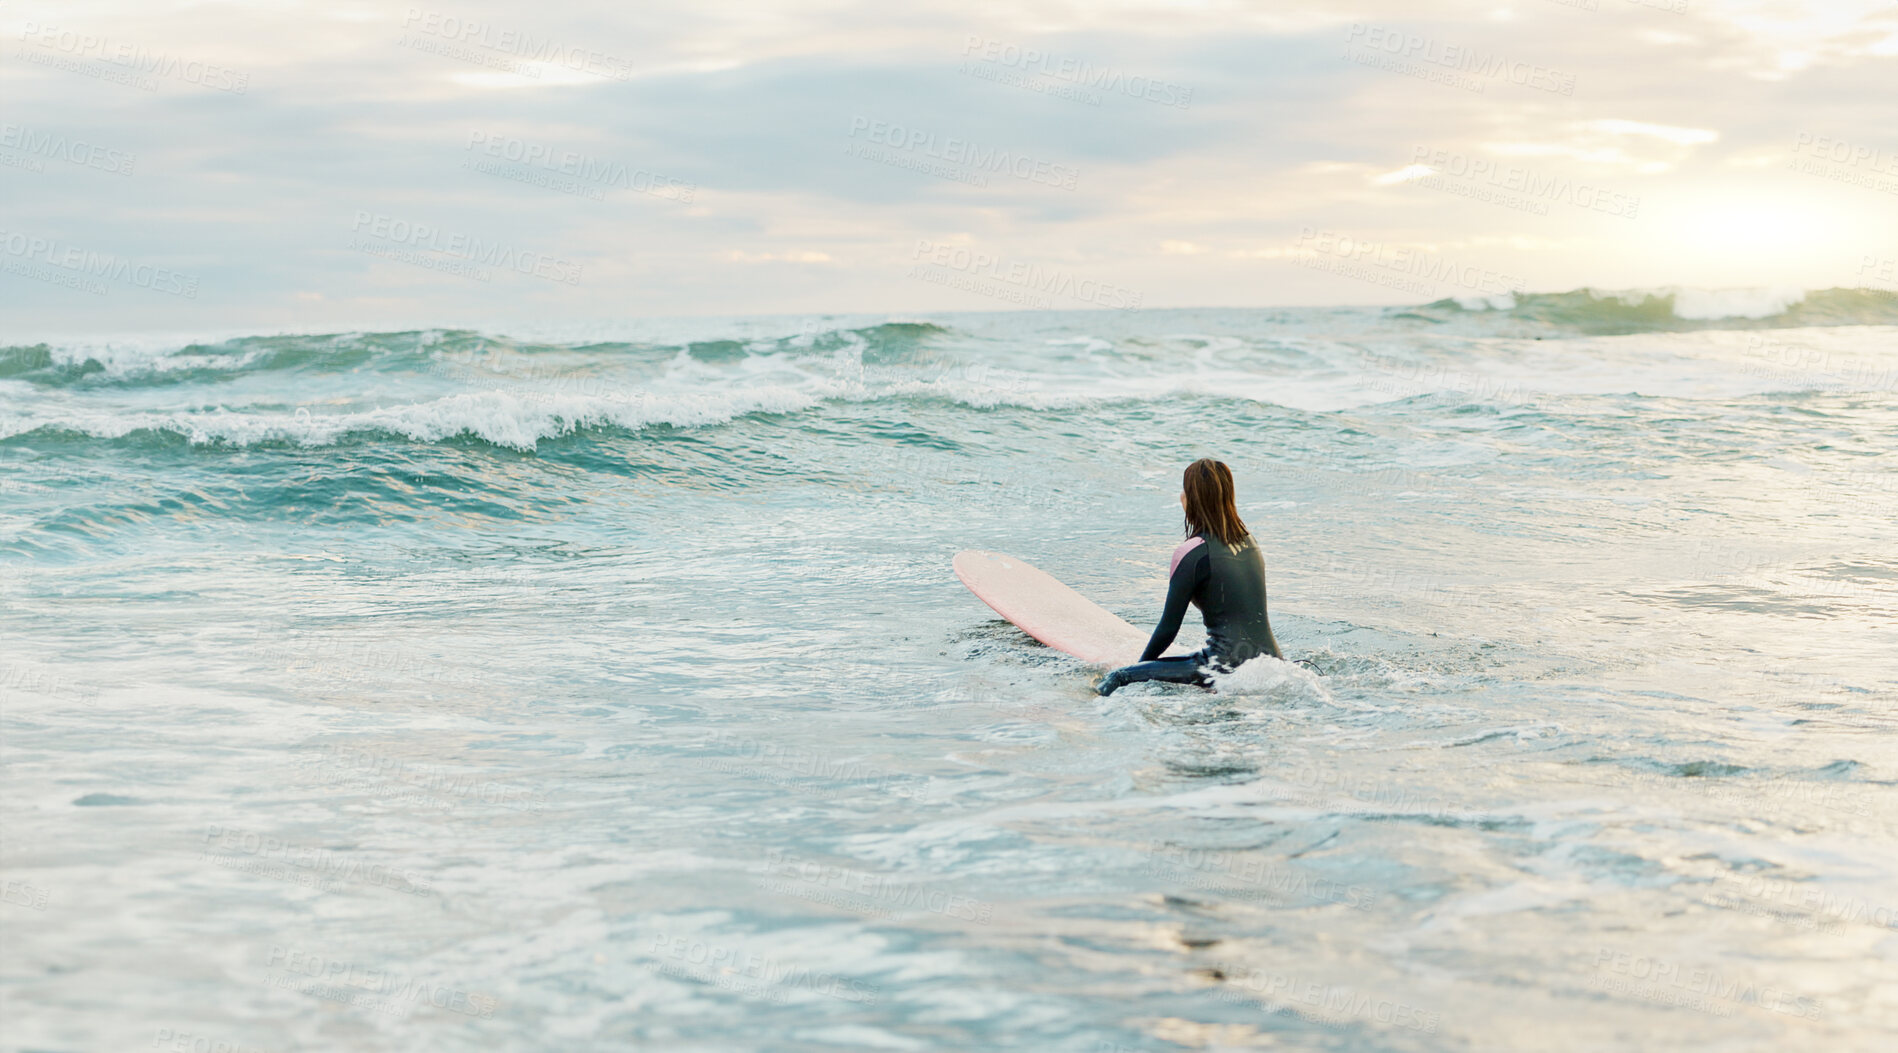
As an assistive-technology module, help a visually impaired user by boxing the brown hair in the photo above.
[1182,458,1250,547]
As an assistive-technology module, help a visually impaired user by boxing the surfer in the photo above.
[1097,458,1283,695]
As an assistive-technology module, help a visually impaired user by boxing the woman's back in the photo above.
[1098,457,1286,695]
[1195,533,1281,667]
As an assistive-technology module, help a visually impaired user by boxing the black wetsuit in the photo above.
[1098,531,1282,695]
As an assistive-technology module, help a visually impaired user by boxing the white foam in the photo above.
[1207,655,1334,704]
[7,338,259,378]
[1666,286,1807,320]
[0,385,844,450]
[1453,285,1809,321]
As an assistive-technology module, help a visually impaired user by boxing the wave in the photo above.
[7,291,1892,393]
[4,301,1892,455]
[0,320,954,389]
[1415,286,1898,334]
[0,386,848,451]
[0,329,448,387]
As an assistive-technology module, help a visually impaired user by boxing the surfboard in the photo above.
[952,550,1151,667]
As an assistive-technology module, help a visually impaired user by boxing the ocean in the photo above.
[3,287,1895,1050]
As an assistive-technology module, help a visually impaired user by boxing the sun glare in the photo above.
[1650,187,1860,277]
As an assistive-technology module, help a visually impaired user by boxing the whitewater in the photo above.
[2,287,1895,1050]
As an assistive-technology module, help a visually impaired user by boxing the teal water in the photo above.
[3,292,1896,1050]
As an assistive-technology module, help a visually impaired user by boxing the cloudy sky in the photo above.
[2,0,1895,332]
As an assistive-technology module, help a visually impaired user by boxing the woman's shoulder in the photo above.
[1169,536,1207,576]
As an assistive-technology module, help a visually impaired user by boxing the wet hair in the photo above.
[1181,458,1250,547]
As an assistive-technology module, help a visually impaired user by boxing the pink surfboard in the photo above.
[953,550,1151,667]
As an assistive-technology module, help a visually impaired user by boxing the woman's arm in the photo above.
[1140,539,1208,661]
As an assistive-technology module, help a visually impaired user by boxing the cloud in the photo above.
[1374,164,1435,186]
[726,250,835,263]
[1577,120,1719,146]
[0,0,1893,331]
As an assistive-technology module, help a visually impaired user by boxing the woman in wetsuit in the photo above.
[1097,458,1283,696]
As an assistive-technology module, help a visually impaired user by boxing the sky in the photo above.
[2,0,1895,333]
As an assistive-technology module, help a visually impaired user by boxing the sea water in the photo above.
[3,289,1895,1050]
